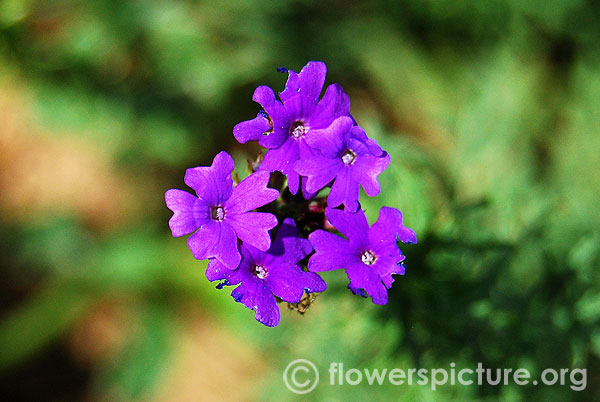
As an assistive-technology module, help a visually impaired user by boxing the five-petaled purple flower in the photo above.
[206,218,327,327]
[295,116,390,212]
[165,151,279,270]
[233,61,352,196]
[308,207,417,305]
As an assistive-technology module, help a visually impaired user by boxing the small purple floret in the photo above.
[206,218,326,327]
[165,151,279,270]
[233,61,352,196]
[295,116,390,212]
[308,207,416,305]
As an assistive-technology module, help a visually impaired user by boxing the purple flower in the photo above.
[165,151,279,270]
[206,218,327,327]
[295,116,390,212]
[233,61,351,196]
[308,207,416,305]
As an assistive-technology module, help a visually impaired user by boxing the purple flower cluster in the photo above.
[166,61,416,327]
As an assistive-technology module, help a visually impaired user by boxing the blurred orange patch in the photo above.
[0,78,137,231]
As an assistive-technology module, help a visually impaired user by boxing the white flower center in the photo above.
[361,250,376,266]
[291,121,307,138]
[253,265,268,279]
[341,149,357,165]
[211,206,225,221]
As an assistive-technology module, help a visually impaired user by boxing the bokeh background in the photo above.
[1,0,599,401]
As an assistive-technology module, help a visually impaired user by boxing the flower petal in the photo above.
[165,189,210,237]
[187,221,240,269]
[375,261,405,289]
[305,116,352,157]
[309,83,351,129]
[351,152,390,197]
[206,257,241,284]
[301,177,318,200]
[325,207,370,246]
[369,206,418,245]
[233,113,272,144]
[231,278,280,327]
[267,262,326,303]
[280,90,319,120]
[369,243,406,289]
[346,262,389,305]
[251,86,291,147]
[398,227,418,245]
[184,151,234,205]
[225,171,279,214]
[252,86,284,117]
[350,125,383,156]
[328,168,360,212]
[295,154,340,194]
[270,218,313,263]
[227,211,277,251]
[308,229,356,272]
[259,139,300,194]
[279,70,299,102]
[259,128,288,149]
[279,61,326,103]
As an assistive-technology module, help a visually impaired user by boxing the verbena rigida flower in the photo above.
[233,61,351,196]
[295,116,390,212]
[165,151,279,270]
[206,218,327,327]
[166,61,418,327]
[308,207,417,305]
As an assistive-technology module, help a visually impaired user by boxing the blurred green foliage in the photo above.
[1,0,599,401]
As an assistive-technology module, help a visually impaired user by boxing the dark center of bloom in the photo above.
[341,149,357,165]
[210,206,225,221]
[252,265,268,279]
[290,121,307,139]
[361,250,376,266]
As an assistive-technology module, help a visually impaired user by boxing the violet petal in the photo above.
[165,189,210,237]
[233,113,272,144]
[369,206,418,245]
[259,139,300,194]
[227,211,278,251]
[309,83,351,129]
[346,262,389,305]
[231,278,281,327]
[184,151,234,205]
[308,229,356,272]
[294,154,340,194]
[325,207,370,247]
[225,171,279,214]
[305,116,353,157]
[267,262,326,303]
[187,220,240,269]
[269,217,313,263]
[351,152,391,197]
[328,168,361,212]
[279,61,326,103]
